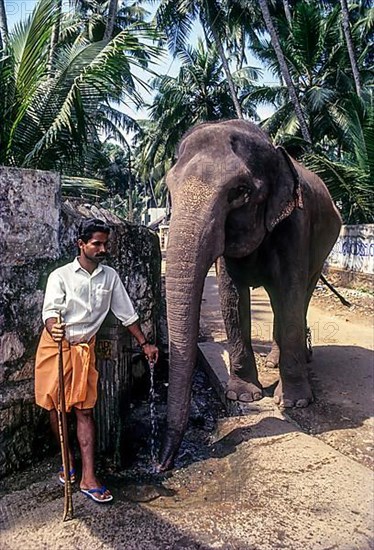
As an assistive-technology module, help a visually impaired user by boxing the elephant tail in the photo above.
[319,274,351,307]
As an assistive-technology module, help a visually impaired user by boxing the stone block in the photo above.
[0,332,25,364]
[0,167,60,266]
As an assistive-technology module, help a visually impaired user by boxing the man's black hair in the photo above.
[78,218,111,243]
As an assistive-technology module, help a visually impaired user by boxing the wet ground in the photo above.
[1,274,373,549]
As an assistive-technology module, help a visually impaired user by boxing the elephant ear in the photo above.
[265,146,304,232]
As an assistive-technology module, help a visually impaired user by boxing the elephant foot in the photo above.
[226,375,263,402]
[265,349,279,369]
[265,341,280,368]
[274,378,313,408]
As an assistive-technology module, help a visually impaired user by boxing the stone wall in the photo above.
[0,167,163,477]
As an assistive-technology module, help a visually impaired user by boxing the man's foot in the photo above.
[58,467,76,485]
[80,485,113,503]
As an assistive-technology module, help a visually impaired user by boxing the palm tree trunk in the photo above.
[282,0,292,26]
[104,0,118,40]
[127,150,134,222]
[238,25,246,70]
[47,0,62,75]
[0,0,9,49]
[340,0,361,96]
[208,25,243,119]
[203,0,243,119]
[258,0,311,144]
[213,28,243,119]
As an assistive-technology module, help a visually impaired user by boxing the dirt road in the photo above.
[200,271,374,469]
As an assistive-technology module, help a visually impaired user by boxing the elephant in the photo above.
[158,119,341,471]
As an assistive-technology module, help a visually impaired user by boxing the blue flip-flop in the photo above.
[80,486,113,503]
[58,467,76,485]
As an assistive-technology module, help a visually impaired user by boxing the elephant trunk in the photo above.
[158,215,222,471]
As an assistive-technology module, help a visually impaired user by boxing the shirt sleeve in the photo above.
[42,271,66,323]
[110,272,139,326]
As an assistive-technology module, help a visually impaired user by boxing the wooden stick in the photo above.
[57,313,74,521]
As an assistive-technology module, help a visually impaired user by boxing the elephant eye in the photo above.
[228,185,250,204]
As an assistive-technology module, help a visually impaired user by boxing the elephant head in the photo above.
[158,120,303,471]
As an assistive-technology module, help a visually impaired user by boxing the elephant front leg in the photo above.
[272,290,313,408]
[217,257,262,403]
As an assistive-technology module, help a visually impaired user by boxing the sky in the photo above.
[5,0,276,121]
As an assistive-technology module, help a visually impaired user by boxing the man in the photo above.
[35,218,158,503]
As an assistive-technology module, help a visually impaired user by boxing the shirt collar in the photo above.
[73,257,104,276]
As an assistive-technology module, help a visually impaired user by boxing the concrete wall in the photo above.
[0,167,163,477]
[327,224,374,274]
[325,224,374,290]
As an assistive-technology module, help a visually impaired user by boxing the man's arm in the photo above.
[43,271,66,342]
[126,322,159,363]
[110,272,159,362]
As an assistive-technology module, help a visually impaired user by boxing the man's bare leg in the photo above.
[49,409,75,481]
[75,408,112,500]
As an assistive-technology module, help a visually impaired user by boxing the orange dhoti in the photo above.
[35,329,98,412]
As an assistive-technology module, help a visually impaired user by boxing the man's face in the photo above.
[78,231,110,263]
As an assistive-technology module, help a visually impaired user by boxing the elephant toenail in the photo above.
[253,392,262,401]
[238,393,253,402]
[226,390,238,401]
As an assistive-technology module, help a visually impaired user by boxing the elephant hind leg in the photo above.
[265,294,280,368]
[269,284,313,409]
[265,288,280,369]
[265,340,280,369]
[274,378,313,409]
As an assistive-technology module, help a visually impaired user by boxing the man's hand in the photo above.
[126,322,159,363]
[143,343,159,364]
[45,318,66,342]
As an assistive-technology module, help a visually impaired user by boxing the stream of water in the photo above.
[148,360,158,469]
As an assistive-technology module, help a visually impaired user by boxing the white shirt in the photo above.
[42,258,139,343]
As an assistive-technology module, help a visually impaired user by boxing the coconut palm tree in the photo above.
[256,0,311,143]
[154,0,249,119]
[61,0,152,44]
[98,141,146,221]
[47,0,62,73]
[245,1,372,150]
[339,0,362,95]
[104,0,119,39]
[0,0,160,175]
[303,94,373,223]
[282,0,292,25]
[0,0,8,49]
